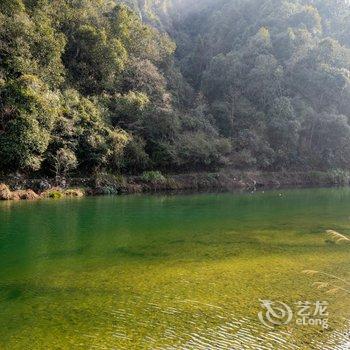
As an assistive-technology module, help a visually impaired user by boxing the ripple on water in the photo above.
[102,298,350,350]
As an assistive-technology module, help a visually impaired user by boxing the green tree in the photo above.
[0,75,60,172]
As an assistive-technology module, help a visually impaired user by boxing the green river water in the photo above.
[0,188,349,349]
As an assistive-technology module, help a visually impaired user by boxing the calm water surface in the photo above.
[0,188,349,349]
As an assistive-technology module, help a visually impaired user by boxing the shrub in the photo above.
[41,188,64,199]
[141,171,166,183]
[328,169,350,185]
[94,172,126,195]
[53,148,78,178]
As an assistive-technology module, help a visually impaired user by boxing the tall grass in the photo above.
[302,230,350,295]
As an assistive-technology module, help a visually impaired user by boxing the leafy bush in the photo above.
[328,169,350,185]
[52,148,78,178]
[44,190,64,199]
[94,172,126,195]
[141,171,166,183]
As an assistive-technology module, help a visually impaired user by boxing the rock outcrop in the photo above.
[0,184,12,200]
[0,184,39,201]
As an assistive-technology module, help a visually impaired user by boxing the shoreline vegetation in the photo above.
[1,169,350,201]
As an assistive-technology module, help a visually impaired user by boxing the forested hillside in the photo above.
[0,0,349,178]
[171,0,350,170]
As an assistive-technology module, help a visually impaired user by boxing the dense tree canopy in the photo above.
[166,0,350,170]
[0,0,349,177]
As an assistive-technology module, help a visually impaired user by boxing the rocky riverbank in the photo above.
[1,169,350,201]
[0,183,85,201]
